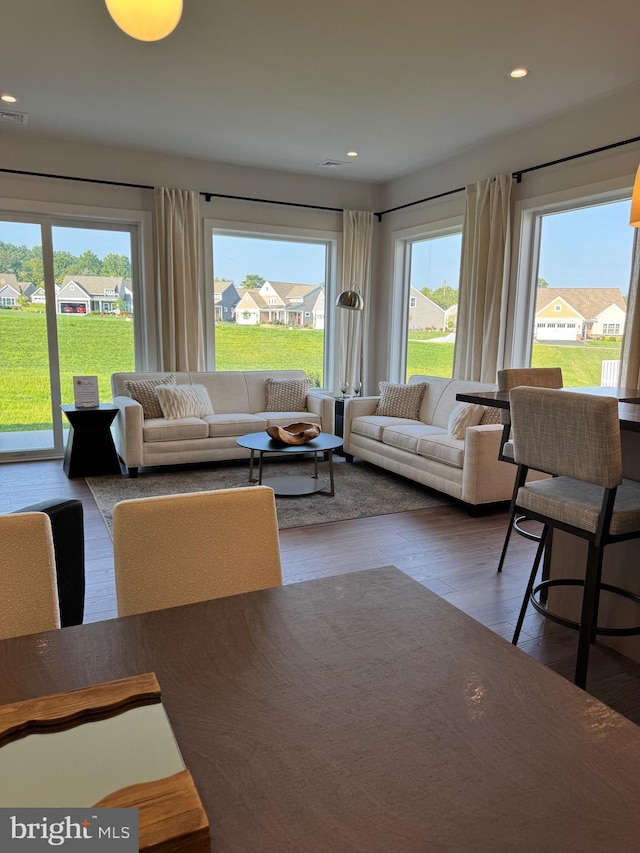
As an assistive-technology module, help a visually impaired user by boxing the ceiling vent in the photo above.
[0,109,28,125]
[317,159,349,168]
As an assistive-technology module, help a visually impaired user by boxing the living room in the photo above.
[3,2,640,842]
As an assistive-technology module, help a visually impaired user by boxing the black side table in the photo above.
[61,404,122,479]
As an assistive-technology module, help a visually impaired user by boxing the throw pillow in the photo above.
[480,406,502,425]
[448,402,486,439]
[155,384,214,420]
[123,375,176,419]
[264,377,310,412]
[375,381,427,420]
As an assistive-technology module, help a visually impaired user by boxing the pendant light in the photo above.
[105,0,183,42]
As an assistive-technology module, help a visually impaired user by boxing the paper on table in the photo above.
[74,375,99,408]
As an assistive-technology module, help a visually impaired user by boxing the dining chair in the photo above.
[113,485,283,616]
[509,387,640,689]
[0,512,61,639]
[496,367,563,573]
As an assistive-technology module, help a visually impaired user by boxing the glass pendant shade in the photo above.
[105,0,183,42]
[631,165,640,227]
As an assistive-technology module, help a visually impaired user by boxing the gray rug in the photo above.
[86,458,450,535]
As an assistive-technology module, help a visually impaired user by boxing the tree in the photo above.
[242,274,265,290]
[100,253,132,278]
[420,282,458,310]
[537,277,549,288]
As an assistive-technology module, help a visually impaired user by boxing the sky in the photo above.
[1,197,635,292]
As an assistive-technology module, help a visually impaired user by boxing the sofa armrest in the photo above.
[461,424,517,505]
[112,395,144,468]
[343,396,379,450]
[306,392,335,433]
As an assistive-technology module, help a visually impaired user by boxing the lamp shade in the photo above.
[105,0,183,42]
[336,285,364,311]
[631,165,640,228]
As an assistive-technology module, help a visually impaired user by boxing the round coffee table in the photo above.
[236,432,344,496]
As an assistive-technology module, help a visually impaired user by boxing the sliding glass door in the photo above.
[0,216,138,460]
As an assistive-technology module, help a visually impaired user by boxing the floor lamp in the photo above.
[336,282,364,396]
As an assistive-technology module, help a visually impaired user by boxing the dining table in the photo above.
[456,384,640,662]
[1,565,640,852]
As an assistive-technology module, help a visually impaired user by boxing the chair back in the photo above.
[497,367,563,426]
[113,485,283,617]
[510,387,622,487]
[0,512,60,639]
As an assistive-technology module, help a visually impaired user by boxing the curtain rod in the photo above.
[373,133,640,221]
[0,166,344,214]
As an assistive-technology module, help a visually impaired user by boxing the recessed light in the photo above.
[1,93,18,103]
[346,151,359,158]
[509,68,528,79]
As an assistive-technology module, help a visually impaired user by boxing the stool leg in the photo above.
[574,544,602,690]
[512,526,549,646]
[497,510,517,573]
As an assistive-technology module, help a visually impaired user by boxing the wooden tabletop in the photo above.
[1,566,639,852]
[457,386,640,432]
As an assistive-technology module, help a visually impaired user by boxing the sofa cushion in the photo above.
[124,375,176,419]
[375,381,428,420]
[447,402,486,439]
[204,414,267,438]
[264,377,310,412]
[143,417,210,443]
[156,384,214,420]
[417,434,465,468]
[382,424,447,454]
[480,406,502,425]
[352,415,421,442]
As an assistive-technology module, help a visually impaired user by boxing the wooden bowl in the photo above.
[266,422,321,445]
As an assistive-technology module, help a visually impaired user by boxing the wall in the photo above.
[371,82,640,386]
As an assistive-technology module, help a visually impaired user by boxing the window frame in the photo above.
[507,176,634,369]
[204,218,339,389]
[390,216,463,382]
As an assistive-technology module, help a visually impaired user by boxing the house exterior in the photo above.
[0,274,35,307]
[214,280,241,321]
[235,280,325,329]
[407,288,450,331]
[534,288,627,341]
[56,276,132,315]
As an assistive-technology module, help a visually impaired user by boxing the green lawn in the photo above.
[0,311,622,431]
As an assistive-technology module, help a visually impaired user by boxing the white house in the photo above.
[235,281,325,329]
[535,288,627,341]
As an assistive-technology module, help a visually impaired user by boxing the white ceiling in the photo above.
[2,0,640,183]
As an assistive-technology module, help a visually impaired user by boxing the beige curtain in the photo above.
[340,210,374,393]
[619,229,640,389]
[453,174,512,382]
[154,187,204,371]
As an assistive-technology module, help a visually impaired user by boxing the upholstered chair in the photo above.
[0,512,61,639]
[509,387,640,689]
[113,485,283,617]
[496,367,563,572]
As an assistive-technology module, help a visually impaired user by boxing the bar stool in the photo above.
[509,387,640,689]
[496,367,563,573]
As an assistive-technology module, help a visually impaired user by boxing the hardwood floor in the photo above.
[3,459,640,723]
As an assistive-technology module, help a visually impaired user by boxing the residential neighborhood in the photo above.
[408,287,457,331]
[534,288,626,341]
[0,273,132,315]
[216,279,325,329]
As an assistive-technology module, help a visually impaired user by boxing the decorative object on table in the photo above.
[353,380,362,397]
[73,375,99,408]
[105,0,183,42]
[0,672,210,852]
[339,381,349,400]
[266,422,321,445]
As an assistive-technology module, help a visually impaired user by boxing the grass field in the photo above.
[0,312,622,431]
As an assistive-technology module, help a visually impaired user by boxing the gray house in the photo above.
[408,288,450,331]
[0,274,35,307]
[56,276,132,315]
[214,280,242,321]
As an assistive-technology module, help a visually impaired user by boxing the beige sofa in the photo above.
[343,375,518,509]
[111,370,334,477]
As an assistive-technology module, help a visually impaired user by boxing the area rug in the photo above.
[86,458,451,535]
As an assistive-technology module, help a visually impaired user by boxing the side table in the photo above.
[61,404,122,479]
[334,397,346,456]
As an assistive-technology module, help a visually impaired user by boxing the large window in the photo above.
[519,197,633,387]
[208,228,336,388]
[0,215,141,459]
[394,229,462,381]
